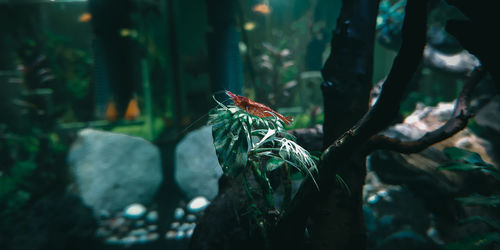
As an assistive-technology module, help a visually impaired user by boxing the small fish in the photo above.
[124,98,140,121]
[244,22,256,31]
[78,13,92,23]
[226,90,292,125]
[105,100,118,122]
[252,4,271,14]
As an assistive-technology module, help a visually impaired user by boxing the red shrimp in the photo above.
[225,90,292,125]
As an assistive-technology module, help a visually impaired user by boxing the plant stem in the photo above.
[251,161,275,209]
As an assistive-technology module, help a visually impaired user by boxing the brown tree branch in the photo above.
[365,66,486,154]
[273,1,428,248]
[318,0,427,161]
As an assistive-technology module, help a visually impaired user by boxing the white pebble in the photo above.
[186,228,194,238]
[187,197,210,213]
[376,189,388,197]
[174,208,185,220]
[129,228,147,237]
[121,236,137,245]
[175,230,185,240]
[367,194,379,204]
[147,225,158,231]
[170,221,180,229]
[186,214,197,222]
[178,222,192,232]
[123,203,147,219]
[95,227,111,238]
[105,236,120,245]
[135,220,145,227]
[146,210,159,222]
[137,235,148,244]
[165,230,177,240]
[147,232,159,241]
[109,217,126,230]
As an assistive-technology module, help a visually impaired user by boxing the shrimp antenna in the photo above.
[180,92,233,135]
[212,90,227,95]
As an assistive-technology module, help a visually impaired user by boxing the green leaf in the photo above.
[290,172,305,181]
[482,168,500,181]
[446,232,500,250]
[210,105,253,177]
[438,161,500,181]
[438,162,485,171]
[443,147,488,166]
[253,129,277,148]
[266,157,285,172]
[456,194,500,207]
[460,216,500,231]
[11,161,37,180]
[336,174,351,195]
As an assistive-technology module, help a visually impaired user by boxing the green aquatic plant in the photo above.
[438,147,500,249]
[208,97,319,208]
[438,147,500,181]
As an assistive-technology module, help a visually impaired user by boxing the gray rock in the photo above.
[455,137,473,148]
[424,45,479,75]
[175,126,223,200]
[475,96,500,134]
[381,123,425,141]
[67,129,163,212]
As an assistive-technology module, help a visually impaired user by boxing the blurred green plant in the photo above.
[438,147,500,249]
[41,32,93,122]
[253,42,299,109]
[0,50,69,233]
[376,0,406,50]
[0,129,68,230]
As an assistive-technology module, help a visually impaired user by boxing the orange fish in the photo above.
[78,13,92,23]
[252,4,271,14]
[105,100,118,122]
[124,98,140,121]
[226,90,292,125]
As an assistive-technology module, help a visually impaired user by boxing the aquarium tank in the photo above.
[0,0,499,249]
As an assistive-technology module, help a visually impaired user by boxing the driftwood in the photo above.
[189,0,496,249]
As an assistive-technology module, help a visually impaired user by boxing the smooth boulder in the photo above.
[68,129,163,212]
[175,126,223,200]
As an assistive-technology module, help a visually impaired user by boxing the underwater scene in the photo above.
[0,0,499,249]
